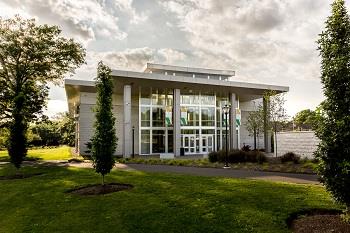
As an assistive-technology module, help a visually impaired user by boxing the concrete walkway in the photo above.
[120,163,320,184]
[0,161,319,184]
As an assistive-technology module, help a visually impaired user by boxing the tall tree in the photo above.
[264,90,288,157]
[0,16,85,168]
[317,0,350,218]
[91,62,117,185]
[244,101,264,150]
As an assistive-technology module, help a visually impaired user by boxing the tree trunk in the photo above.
[253,128,257,150]
[274,124,278,157]
[102,174,105,185]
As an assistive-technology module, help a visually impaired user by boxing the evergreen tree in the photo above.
[91,62,117,185]
[317,0,350,217]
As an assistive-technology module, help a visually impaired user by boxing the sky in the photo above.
[0,0,343,117]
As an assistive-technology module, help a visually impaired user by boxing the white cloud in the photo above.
[0,0,147,43]
[159,0,333,115]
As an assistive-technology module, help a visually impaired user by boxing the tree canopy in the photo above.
[0,15,85,168]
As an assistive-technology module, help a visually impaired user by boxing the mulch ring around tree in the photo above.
[66,183,133,196]
[0,173,44,180]
[287,208,350,233]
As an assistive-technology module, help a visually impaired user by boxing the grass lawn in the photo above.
[0,146,73,161]
[0,164,340,233]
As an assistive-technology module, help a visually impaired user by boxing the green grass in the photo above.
[0,164,340,233]
[0,146,73,161]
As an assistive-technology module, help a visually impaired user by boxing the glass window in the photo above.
[216,108,221,127]
[201,94,215,105]
[202,129,215,134]
[152,88,166,106]
[201,107,215,126]
[141,130,150,154]
[167,130,173,153]
[141,107,150,127]
[141,87,151,105]
[152,107,165,127]
[152,130,165,153]
[167,90,173,106]
[187,107,199,126]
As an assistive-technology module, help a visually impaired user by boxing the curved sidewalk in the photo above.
[117,163,319,184]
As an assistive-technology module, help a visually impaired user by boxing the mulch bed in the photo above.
[0,172,43,180]
[287,209,350,233]
[67,183,133,196]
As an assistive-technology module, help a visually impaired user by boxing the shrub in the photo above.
[209,149,267,164]
[281,152,300,164]
[208,151,219,163]
[241,144,251,152]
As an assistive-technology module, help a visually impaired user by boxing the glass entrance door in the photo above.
[183,135,196,154]
[202,135,214,153]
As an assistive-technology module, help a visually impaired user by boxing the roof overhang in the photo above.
[65,70,289,114]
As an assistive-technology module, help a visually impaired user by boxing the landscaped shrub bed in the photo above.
[208,149,267,164]
[281,152,301,164]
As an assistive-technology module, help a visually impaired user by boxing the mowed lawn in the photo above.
[0,164,340,233]
[0,146,73,161]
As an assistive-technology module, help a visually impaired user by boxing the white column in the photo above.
[173,89,181,156]
[230,93,238,149]
[123,85,132,158]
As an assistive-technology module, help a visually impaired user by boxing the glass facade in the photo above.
[139,88,239,155]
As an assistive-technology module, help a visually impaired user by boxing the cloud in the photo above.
[0,0,146,43]
[72,47,189,80]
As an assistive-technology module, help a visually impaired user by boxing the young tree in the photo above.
[0,16,85,168]
[264,90,288,157]
[244,101,264,150]
[317,0,350,218]
[91,62,117,185]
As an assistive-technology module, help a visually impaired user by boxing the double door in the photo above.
[182,134,214,154]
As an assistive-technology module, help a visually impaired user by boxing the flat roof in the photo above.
[144,63,235,77]
[65,69,289,114]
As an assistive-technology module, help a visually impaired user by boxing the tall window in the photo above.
[139,87,173,154]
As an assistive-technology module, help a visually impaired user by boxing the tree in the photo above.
[244,101,264,150]
[54,112,76,146]
[316,0,350,218]
[264,90,288,157]
[0,16,85,168]
[293,109,317,130]
[91,62,117,185]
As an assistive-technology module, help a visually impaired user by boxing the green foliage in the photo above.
[30,120,61,146]
[316,0,350,209]
[280,152,301,164]
[54,112,76,146]
[0,15,85,168]
[91,62,117,183]
[293,109,317,130]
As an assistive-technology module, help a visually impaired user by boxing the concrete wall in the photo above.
[78,92,139,156]
[275,131,319,158]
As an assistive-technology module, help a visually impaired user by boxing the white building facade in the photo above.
[65,63,289,158]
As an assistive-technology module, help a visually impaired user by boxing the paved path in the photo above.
[0,161,319,184]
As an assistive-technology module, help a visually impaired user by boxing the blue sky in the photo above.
[0,0,342,117]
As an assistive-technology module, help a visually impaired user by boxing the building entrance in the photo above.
[202,135,214,153]
[182,135,196,153]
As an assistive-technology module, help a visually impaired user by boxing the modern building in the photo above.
[65,63,289,158]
